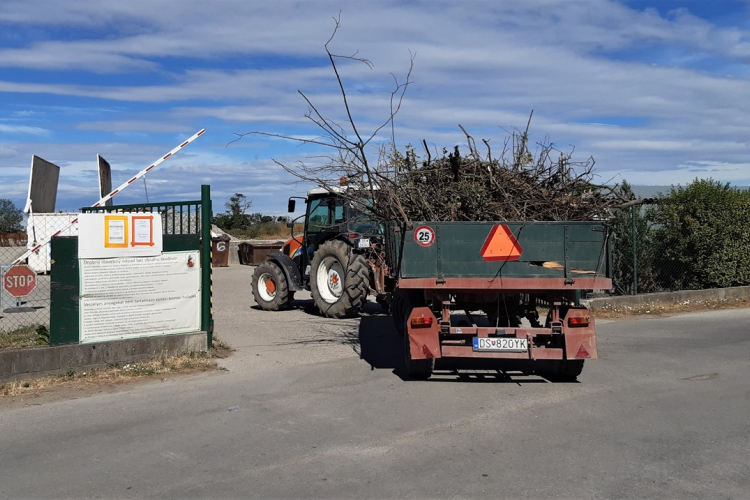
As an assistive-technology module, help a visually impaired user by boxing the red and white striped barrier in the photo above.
[11,129,206,266]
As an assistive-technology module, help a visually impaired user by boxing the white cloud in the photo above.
[0,124,50,136]
[2,0,750,215]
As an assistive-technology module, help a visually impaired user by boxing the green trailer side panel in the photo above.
[390,221,610,279]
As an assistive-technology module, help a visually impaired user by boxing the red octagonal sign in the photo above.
[3,265,37,298]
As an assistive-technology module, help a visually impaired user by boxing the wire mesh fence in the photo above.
[0,214,78,337]
[612,200,750,295]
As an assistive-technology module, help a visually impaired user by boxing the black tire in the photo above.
[404,326,434,380]
[310,240,370,318]
[540,359,584,381]
[251,261,291,311]
[392,288,422,336]
[557,359,584,380]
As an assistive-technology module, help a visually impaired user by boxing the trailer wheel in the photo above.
[541,359,584,381]
[310,240,370,318]
[252,261,291,311]
[404,330,434,380]
[392,289,423,336]
[557,359,584,380]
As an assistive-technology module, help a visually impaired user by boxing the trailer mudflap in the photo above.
[407,307,441,360]
[562,311,598,360]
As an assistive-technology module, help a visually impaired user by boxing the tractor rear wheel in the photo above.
[252,261,291,311]
[310,240,370,318]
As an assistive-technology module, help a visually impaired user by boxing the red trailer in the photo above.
[386,221,612,380]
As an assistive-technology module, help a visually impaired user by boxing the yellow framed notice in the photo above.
[104,215,128,248]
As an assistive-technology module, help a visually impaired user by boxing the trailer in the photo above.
[385,221,612,379]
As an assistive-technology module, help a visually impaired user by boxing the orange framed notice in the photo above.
[131,215,155,247]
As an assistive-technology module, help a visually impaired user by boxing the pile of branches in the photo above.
[235,17,636,225]
[364,121,630,223]
[261,113,635,224]
[269,123,633,225]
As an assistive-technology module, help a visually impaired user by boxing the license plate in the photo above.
[473,337,528,352]
[358,238,371,248]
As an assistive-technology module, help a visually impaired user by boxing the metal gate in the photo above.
[49,185,213,346]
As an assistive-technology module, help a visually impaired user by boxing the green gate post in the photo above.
[631,206,638,295]
[200,184,213,347]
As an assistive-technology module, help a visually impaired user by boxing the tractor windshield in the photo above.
[347,201,380,235]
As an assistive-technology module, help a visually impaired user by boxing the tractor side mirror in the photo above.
[287,199,296,213]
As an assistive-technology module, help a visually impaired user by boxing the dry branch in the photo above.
[232,17,631,224]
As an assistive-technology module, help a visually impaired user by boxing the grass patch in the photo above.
[0,325,47,349]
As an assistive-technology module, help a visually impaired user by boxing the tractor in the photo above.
[251,185,385,318]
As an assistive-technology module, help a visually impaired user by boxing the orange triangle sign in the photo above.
[480,225,523,262]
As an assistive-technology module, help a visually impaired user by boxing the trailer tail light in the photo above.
[411,316,434,328]
[568,316,590,328]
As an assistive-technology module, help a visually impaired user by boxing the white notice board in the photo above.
[79,251,201,343]
[78,212,163,259]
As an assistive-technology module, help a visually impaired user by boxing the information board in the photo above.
[79,251,200,343]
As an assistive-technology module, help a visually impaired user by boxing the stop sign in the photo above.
[3,265,37,298]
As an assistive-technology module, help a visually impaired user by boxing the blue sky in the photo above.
[1,0,750,216]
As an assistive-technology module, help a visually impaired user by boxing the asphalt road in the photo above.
[1,265,748,499]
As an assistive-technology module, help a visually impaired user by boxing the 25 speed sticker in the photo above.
[414,225,435,247]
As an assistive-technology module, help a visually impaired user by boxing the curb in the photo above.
[582,285,750,311]
[0,332,208,382]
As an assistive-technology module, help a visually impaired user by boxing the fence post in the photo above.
[631,205,638,295]
[200,184,213,347]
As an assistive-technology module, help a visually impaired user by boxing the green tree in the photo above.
[649,178,750,290]
[0,199,23,233]
[213,193,252,230]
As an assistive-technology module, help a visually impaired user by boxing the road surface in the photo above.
[0,266,748,499]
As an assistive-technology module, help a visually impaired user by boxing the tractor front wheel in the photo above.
[251,261,291,311]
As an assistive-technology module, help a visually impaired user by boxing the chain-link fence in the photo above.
[0,214,78,337]
[612,199,750,295]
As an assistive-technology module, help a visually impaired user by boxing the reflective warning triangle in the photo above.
[480,225,523,262]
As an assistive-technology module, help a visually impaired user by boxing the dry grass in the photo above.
[593,296,750,319]
[0,337,233,399]
[0,325,45,349]
[226,223,304,241]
